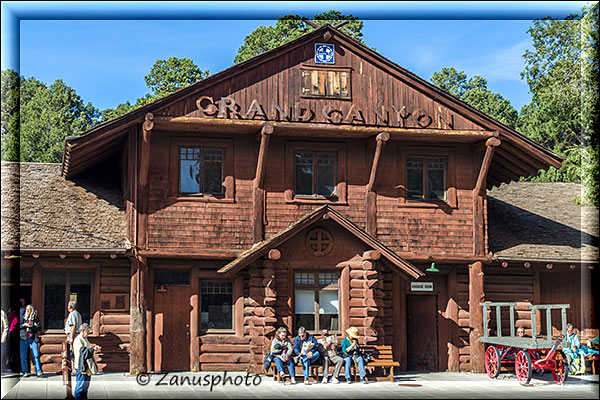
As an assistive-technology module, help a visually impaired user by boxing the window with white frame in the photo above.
[294,272,339,332]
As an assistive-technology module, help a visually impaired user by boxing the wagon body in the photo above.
[479,302,570,385]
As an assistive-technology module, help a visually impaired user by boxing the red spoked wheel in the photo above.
[552,350,568,385]
[515,350,532,385]
[485,346,501,378]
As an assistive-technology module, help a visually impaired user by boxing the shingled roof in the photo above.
[1,162,127,250]
[487,182,599,263]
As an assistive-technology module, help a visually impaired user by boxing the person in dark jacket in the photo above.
[19,305,42,377]
[293,326,320,385]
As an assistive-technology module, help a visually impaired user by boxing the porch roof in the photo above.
[1,161,127,250]
[487,182,599,263]
[217,205,424,279]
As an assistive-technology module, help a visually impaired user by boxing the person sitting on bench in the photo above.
[582,336,599,356]
[271,327,296,385]
[341,327,368,384]
[317,329,343,384]
[564,323,586,375]
[293,327,320,385]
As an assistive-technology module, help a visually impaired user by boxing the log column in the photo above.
[446,268,459,372]
[468,261,485,373]
[130,255,147,374]
[348,251,384,345]
[245,261,277,373]
[130,113,153,374]
[366,132,390,237]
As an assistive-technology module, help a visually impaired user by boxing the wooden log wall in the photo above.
[138,35,491,259]
[484,269,534,337]
[348,253,386,345]
[146,131,255,251]
[456,269,471,372]
[263,137,367,236]
[197,335,252,372]
[243,263,278,373]
[455,266,536,371]
[38,264,131,373]
[376,143,475,256]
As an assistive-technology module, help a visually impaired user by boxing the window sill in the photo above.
[287,197,347,206]
[399,200,456,209]
[170,196,235,203]
[200,329,236,335]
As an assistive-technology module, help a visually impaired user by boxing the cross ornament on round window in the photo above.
[306,228,334,257]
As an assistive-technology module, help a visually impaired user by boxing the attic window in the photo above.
[301,68,351,99]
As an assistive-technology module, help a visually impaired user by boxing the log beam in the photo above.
[253,124,274,243]
[473,137,500,256]
[469,261,485,373]
[366,132,390,236]
[267,249,281,260]
[137,113,153,250]
[474,137,500,196]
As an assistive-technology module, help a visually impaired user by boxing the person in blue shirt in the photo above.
[293,326,320,385]
[564,323,586,375]
[341,327,368,384]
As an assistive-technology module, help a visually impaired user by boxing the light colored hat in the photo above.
[346,327,359,339]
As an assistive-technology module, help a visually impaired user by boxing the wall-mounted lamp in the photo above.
[426,262,439,272]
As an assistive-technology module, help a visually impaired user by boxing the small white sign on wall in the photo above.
[410,282,434,292]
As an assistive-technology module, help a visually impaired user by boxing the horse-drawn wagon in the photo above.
[479,302,569,385]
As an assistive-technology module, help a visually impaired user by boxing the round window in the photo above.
[305,228,334,257]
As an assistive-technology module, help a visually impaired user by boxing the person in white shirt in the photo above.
[65,301,82,345]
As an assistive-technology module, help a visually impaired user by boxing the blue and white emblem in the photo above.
[315,43,335,64]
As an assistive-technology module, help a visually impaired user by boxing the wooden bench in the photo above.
[354,345,399,382]
[269,345,399,383]
[269,359,319,382]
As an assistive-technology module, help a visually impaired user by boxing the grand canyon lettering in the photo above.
[196,96,455,129]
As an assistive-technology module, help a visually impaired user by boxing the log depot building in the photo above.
[2,24,598,375]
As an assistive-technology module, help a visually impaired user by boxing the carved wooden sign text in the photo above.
[196,96,455,129]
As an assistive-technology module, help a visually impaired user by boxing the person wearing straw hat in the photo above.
[341,327,367,384]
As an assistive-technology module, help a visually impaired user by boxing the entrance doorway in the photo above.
[406,294,438,371]
[153,270,191,371]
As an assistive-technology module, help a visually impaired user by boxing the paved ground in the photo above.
[1,371,598,399]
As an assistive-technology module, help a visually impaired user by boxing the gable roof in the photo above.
[1,162,127,251]
[487,182,598,263]
[217,204,424,279]
[61,23,562,187]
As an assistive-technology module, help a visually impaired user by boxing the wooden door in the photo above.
[153,285,191,371]
[406,295,438,371]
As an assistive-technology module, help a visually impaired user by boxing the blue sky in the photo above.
[8,2,590,113]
